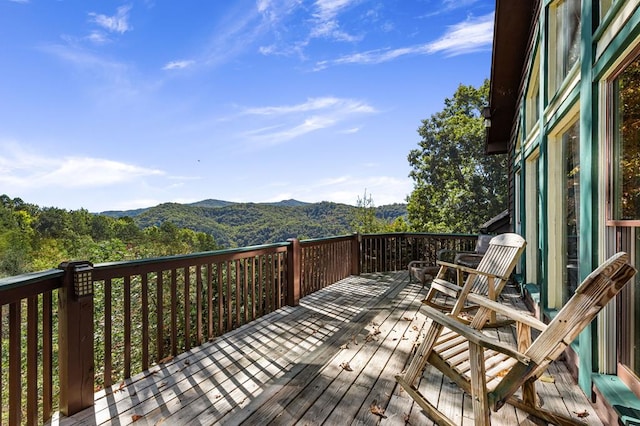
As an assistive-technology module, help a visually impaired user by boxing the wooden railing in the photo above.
[0,232,476,424]
[360,232,477,273]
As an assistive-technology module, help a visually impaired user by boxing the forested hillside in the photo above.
[0,195,219,276]
[0,195,407,276]
[106,200,407,247]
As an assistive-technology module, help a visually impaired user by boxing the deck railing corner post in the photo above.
[351,232,361,276]
[57,260,95,416]
[286,238,301,306]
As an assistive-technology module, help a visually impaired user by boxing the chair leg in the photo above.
[395,375,457,426]
[508,396,586,426]
[469,343,491,426]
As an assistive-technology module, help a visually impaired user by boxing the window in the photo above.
[611,55,640,221]
[600,0,613,22]
[525,153,540,287]
[562,121,580,304]
[549,0,581,93]
[548,119,579,308]
[526,51,541,135]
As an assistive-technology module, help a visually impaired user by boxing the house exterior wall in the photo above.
[494,0,640,416]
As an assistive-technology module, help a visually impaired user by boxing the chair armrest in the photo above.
[408,260,431,269]
[421,305,531,365]
[465,293,547,332]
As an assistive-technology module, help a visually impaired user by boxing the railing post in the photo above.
[351,233,361,275]
[287,238,301,306]
[58,261,95,416]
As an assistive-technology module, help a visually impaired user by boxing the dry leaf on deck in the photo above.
[402,316,413,321]
[369,400,387,418]
[340,362,353,371]
[158,355,174,364]
[114,382,126,393]
[131,414,143,422]
[539,375,555,383]
[340,343,349,350]
[573,410,589,418]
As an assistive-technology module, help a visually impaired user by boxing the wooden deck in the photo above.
[51,271,602,426]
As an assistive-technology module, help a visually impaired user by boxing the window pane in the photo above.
[563,121,580,304]
[613,56,640,220]
[553,0,581,89]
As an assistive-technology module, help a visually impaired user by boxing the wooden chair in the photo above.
[396,252,637,426]
[423,233,526,325]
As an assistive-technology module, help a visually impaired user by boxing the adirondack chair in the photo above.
[396,252,637,426]
[423,233,526,326]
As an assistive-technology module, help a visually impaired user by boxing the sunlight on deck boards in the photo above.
[48,271,602,426]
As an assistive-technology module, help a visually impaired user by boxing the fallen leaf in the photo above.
[540,375,555,383]
[496,369,510,377]
[184,359,190,365]
[131,414,143,422]
[574,410,589,418]
[412,325,419,331]
[340,362,353,371]
[340,343,349,350]
[402,316,412,321]
[158,355,174,364]
[370,400,387,418]
[114,382,126,393]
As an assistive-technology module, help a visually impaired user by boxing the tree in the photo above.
[351,190,389,233]
[406,80,507,233]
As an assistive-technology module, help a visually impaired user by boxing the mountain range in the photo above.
[100,199,407,248]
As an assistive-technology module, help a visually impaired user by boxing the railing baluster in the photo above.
[124,276,131,379]
[43,291,53,423]
[243,259,249,323]
[207,263,213,341]
[9,302,21,426]
[258,258,264,318]
[156,272,164,362]
[196,264,203,345]
[27,296,38,425]
[141,273,149,370]
[235,260,241,327]
[184,267,191,352]
[217,263,223,337]
[171,269,177,356]
[104,279,112,387]
[225,261,231,331]
[251,258,257,321]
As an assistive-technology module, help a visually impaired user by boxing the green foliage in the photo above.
[0,195,408,275]
[0,196,224,276]
[406,80,507,233]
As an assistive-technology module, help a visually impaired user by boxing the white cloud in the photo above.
[89,5,133,34]
[310,0,361,42]
[426,12,494,55]
[86,31,111,45]
[0,142,163,190]
[163,60,195,70]
[313,0,355,22]
[314,12,494,69]
[237,97,375,146]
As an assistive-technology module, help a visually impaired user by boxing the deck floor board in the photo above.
[51,271,602,426]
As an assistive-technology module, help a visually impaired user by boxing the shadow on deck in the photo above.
[51,272,602,426]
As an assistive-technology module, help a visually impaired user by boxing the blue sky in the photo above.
[0,0,493,212]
